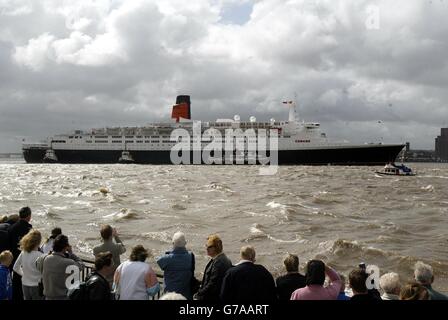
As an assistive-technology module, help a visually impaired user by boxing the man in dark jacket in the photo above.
[0,214,19,232]
[275,253,306,300]
[7,207,32,301]
[86,252,114,300]
[220,246,277,302]
[194,234,232,301]
[0,215,19,255]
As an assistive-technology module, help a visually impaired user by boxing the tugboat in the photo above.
[118,142,135,164]
[43,149,58,163]
[118,151,135,164]
[376,163,415,176]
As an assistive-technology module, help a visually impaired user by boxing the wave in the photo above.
[315,238,393,261]
[266,201,286,209]
[102,208,140,221]
[205,182,234,193]
[138,231,172,245]
[243,223,309,243]
[247,223,267,240]
[34,206,62,220]
[72,200,92,207]
[421,185,435,192]
[420,175,448,179]
[311,192,346,205]
[313,238,448,277]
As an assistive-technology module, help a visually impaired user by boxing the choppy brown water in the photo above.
[1,160,448,292]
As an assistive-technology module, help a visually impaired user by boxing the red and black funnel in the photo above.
[172,95,191,122]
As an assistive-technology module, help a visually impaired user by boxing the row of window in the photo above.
[68,135,173,139]
[295,140,311,143]
[64,134,277,141]
[57,139,276,144]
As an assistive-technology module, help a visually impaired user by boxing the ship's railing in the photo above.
[80,258,165,300]
[22,143,49,149]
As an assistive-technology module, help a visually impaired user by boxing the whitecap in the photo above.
[250,223,265,236]
[52,206,68,211]
[139,231,172,244]
[266,234,309,244]
[266,201,286,209]
[73,200,92,207]
[102,209,139,221]
[244,211,272,218]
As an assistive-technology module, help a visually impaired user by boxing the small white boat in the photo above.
[118,150,135,164]
[43,149,58,163]
[376,163,415,176]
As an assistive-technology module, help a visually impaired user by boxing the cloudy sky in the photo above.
[1,0,447,152]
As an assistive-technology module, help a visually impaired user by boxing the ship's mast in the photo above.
[287,93,299,123]
[288,102,296,122]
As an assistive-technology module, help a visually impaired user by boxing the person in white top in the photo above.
[113,245,160,300]
[40,227,62,254]
[13,229,44,300]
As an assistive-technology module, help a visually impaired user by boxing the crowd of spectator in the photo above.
[1,207,447,301]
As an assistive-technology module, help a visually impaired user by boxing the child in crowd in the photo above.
[337,274,350,300]
[0,250,14,300]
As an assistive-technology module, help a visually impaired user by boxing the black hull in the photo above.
[23,144,404,165]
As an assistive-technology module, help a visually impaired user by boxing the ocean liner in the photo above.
[22,95,404,165]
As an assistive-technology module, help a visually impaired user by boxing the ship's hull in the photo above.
[23,144,404,165]
[375,171,415,176]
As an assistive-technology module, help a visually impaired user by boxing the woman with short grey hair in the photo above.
[379,272,401,300]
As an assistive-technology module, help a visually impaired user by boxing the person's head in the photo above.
[130,245,149,262]
[0,215,7,223]
[0,250,13,267]
[400,282,430,300]
[380,272,401,296]
[205,234,223,257]
[100,225,113,241]
[52,234,70,253]
[49,227,62,240]
[349,269,368,295]
[94,251,114,276]
[19,229,42,253]
[19,207,32,221]
[240,246,256,262]
[305,260,326,286]
[6,214,19,224]
[172,231,186,248]
[159,292,187,300]
[339,274,346,293]
[414,261,434,285]
[283,254,299,273]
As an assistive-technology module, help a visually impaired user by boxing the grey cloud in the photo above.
[1,0,448,152]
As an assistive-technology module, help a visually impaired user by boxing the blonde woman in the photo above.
[13,229,44,300]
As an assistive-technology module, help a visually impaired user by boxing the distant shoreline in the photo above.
[0,153,23,159]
